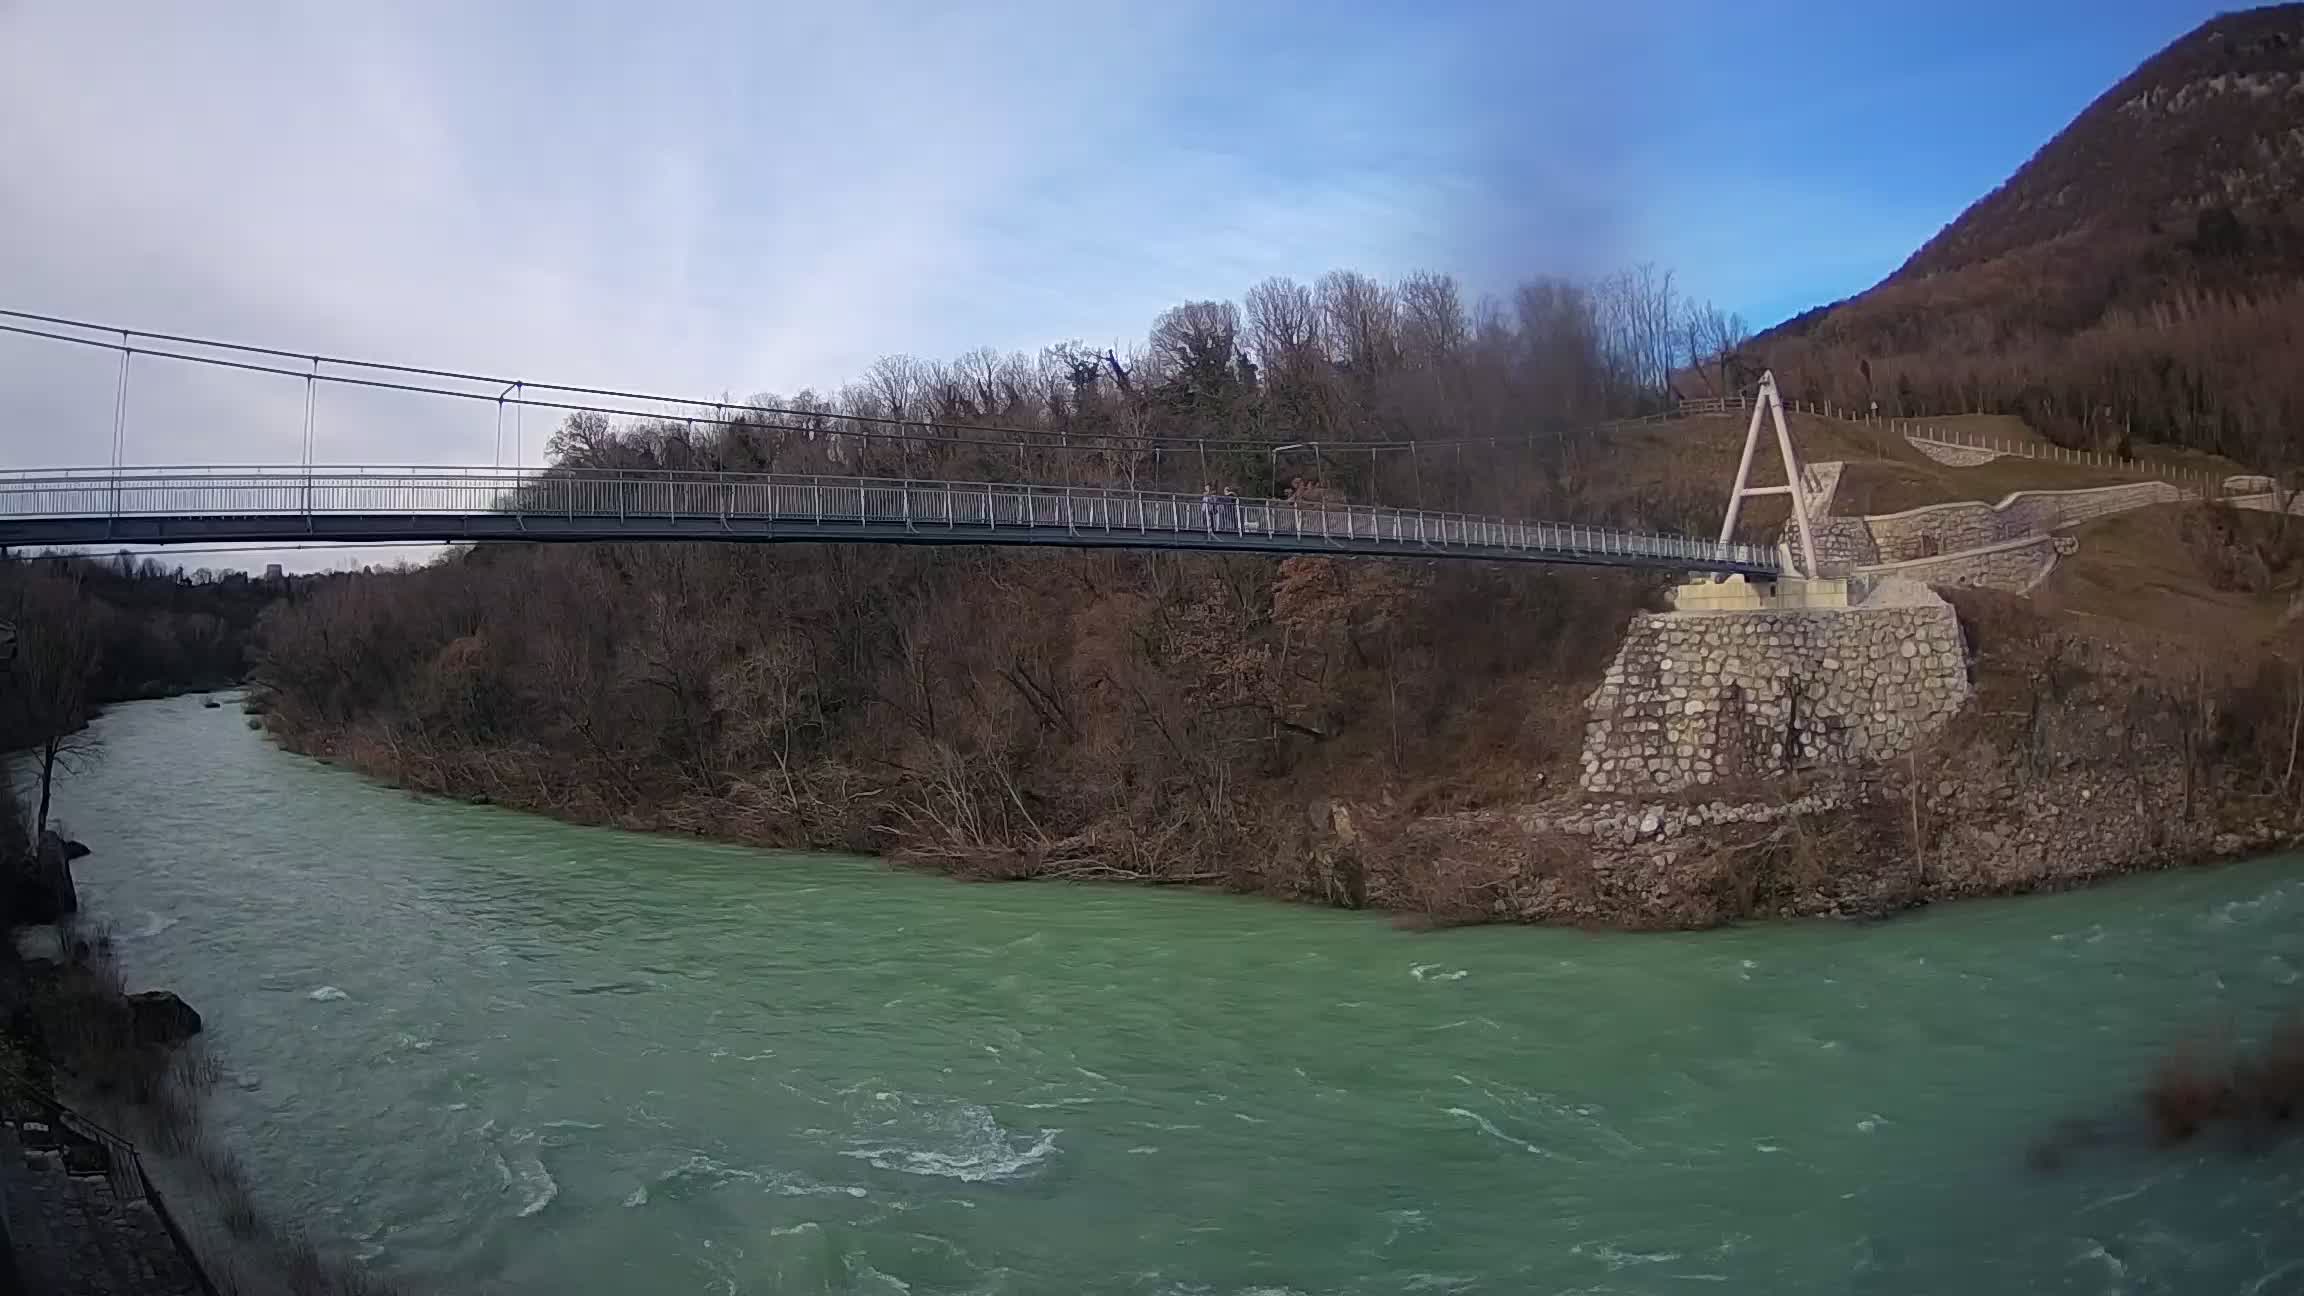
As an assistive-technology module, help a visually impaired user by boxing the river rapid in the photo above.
[52,694,2304,1293]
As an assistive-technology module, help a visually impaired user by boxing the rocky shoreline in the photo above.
[1,829,399,1296]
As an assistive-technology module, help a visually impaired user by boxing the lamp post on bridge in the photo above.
[1269,442,1315,496]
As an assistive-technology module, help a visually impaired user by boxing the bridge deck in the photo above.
[0,468,1779,575]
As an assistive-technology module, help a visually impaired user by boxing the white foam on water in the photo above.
[2075,1239,2128,1281]
[504,1130,558,1217]
[849,1263,914,1293]
[844,1125,1058,1184]
[1450,1075,1640,1158]
[1126,1145,1159,1155]
[838,1096,1060,1184]
[653,1151,867,1200]
[622,1184,648,1208]
[1410,963,1469,982]
[1444,1107,1548,1158]
[1856,1115,1883,1134]
[307,985,348,1002]
[2209,886,2289,927]
[1571,1240,1681,1269]
[132,912,180,939]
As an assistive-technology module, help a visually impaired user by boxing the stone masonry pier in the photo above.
[1579,583,1969,795]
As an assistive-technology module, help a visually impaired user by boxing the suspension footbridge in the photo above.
[0,311,1786,577]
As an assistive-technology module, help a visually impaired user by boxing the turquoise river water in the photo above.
[50,694,2304,1293]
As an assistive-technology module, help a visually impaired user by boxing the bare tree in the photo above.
[1245,276,1321,375]
[1682,302,1752,398]
[1318,270,1400,387]
[1593,263,1681,404]
[1397,271,1470,369]
[1148,300,1244,393]
[4,566,103,838]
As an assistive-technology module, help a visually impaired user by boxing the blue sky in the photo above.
[0,0,2241,520]
[1638,0,2240,324]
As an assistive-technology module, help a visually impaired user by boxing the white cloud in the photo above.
[0,0,1637,569]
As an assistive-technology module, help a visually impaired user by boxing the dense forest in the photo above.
[0,553,278,844]
[523,264,1749,525]
[2,552,276,705]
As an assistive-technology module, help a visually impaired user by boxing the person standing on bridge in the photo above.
[1220,487,1239,533]
[1201,485,1220,532]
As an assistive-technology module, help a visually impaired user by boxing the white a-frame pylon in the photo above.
[1716,371,1819,580]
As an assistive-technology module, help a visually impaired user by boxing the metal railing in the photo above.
[0,1067,222,1295]
[0,465,1781,573]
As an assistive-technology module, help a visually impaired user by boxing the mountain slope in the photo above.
[1757,6,2304,468]
[1902,4,2304,281]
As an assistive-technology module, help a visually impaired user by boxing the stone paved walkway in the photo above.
[0,1118,206,1296]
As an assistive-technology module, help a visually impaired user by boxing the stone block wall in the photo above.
[1865,502,2006,560]
[1862,482,2185,562]
[1579,602,1969,795]
[1808,516,1879,568]
[2005,481,2184,530]
[1906,437,2008,467]
[1801,462,1846,516]
[1855,534,2058,595]
[2227,490,2304,518]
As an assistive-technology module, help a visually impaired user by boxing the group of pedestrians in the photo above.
[1199,484,1240,532]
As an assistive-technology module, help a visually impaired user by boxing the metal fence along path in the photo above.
[0,466,1779,574]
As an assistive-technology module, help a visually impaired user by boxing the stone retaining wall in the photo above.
[1579,599,1970,795]
[2009,481,2187,529]
[1809,516,1878,568]
[1863,481,2184,561]
[1801,461,1846,517]
[1855,534,2059,595]
[1906,437,2008,467]
[2226,490,2304,517]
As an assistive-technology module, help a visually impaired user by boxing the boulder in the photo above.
[126,991,203,1046]
[11,831,79,924]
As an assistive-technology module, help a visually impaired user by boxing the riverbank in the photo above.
[0,829,398,1295]
[254,567,2304,930]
